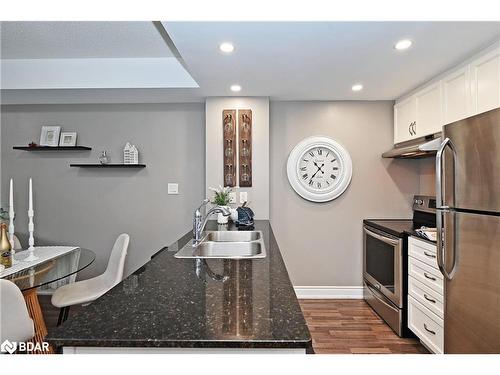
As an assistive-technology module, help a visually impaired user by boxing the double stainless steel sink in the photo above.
[174,230,266,259]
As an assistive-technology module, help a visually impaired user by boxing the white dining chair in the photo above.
[51,233,129,325]
[0,280,35,349]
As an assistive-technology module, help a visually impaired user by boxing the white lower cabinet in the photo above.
[408,256,444,295]
[408,236,444,354]
[408,236,438,268]
[409,276,444,318]
[408,296,444,354]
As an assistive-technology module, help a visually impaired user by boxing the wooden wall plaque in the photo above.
[238,109,252,187]
[222,110,237,187]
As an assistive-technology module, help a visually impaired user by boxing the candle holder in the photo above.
[8,217,19,265]
[25,178,38,262]
[25,210,38,262]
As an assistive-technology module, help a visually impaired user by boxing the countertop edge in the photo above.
[48,338,312,350]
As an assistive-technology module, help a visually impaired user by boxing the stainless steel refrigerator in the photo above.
[436,107,500,353]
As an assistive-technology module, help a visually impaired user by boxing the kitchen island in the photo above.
[46,220,313,353]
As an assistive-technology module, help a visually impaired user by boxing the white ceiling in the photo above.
[1,58,198,90]
[1,21,174,59]
[1,21,499,104]
[164,21,500,100]
[0,21,198,91]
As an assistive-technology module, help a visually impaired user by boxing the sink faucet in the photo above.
[193,199,231,245]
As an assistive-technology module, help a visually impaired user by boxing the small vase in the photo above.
[217,206,229,224]
[99,150,109,164]
[0,223,12,268]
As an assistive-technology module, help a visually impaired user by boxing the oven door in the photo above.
[363,225,403,308]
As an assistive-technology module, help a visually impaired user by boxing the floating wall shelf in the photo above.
[70,164,146,168]
[13,146,92,151]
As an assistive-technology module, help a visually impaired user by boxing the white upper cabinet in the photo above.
[415,82,443,136]
[394,82,442,144]
[393,42,500,144]
[394,96,417,144]
[470,46,500,115]
[442,65,471,125]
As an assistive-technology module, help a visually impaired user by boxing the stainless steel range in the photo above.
[363,195,436,337]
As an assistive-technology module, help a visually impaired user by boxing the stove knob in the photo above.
[415,199,423,205]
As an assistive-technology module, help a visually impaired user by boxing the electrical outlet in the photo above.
[240,191,248,204]
[228,192,236,204]
[167,183,179,195]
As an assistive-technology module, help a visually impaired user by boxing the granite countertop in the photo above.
[47,220,312,351]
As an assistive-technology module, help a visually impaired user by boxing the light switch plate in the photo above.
[228,192,236,204]
[240,191,248,204]
[168,183,179,195]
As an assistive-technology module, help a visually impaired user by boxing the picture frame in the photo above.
[59,132,77,147]
[40,126,61,147]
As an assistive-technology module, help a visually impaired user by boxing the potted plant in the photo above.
[0,208,8,225]
[209,186,231,224]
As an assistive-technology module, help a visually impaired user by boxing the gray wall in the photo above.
[418,158,436,196]
[1,103,205,278]
[270,101,421,287]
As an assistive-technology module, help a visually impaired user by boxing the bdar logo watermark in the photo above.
[1,339,49,354]
[1,340,17,354]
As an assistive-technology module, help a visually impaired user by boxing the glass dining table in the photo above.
[0,247,95,354]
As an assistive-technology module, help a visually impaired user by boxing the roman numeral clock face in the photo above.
[298,147,340,191]
[287,136,353,202]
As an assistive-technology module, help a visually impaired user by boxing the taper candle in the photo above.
[29,178,33,212]
[9,179,13,213]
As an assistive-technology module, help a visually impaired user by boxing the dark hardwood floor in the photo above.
[299,299,428,354]
[40,296,427,354]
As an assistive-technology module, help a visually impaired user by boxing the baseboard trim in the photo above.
[294,286,364,299]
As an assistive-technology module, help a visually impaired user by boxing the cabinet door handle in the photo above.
[412,121,417,135]
[424,272,437,281]
[424,294,437,303]
[424,251,436,259]
[424,323,436,335]
[409,121,416,135]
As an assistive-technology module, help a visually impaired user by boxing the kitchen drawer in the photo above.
[408,296,444,354]
[409,236,438,269]
[409,276,444,318]
[409,256,444,295]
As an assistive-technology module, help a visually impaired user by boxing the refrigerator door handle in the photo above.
[436,137,459,280]
[436,137,456,210]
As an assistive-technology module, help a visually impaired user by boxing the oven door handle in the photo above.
[364,227,400,246]
[365,282,397,310]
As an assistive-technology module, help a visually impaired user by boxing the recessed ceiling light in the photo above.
[351,84,363,92]
[230,84,242,92]
[219,42,235,53]
[394,39,413,51]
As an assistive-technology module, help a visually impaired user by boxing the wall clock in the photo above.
[287,136,352,202]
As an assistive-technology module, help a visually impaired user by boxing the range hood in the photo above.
[382,133,442,159]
